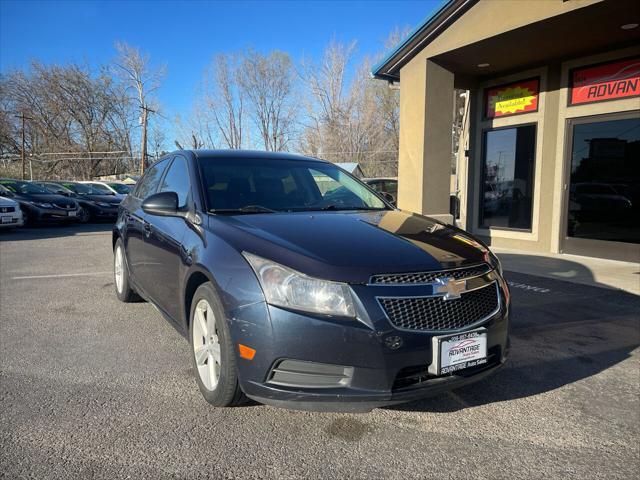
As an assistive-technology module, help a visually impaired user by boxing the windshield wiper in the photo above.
[309,205,387,211]
[210,205,278,214]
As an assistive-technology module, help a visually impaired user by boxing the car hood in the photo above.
[79,194,121,204]
[208,210,490,283]
[13,193,76,206]
[0,196,18,207]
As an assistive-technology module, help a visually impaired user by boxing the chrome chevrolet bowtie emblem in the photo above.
[434,276,467,300]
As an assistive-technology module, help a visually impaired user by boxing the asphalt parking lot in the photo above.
[1,224,638,479]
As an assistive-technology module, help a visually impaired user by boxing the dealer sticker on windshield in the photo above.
[429,329,487,375]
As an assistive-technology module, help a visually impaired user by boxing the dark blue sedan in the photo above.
[113,150,510,412]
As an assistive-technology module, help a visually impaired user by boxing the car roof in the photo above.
[169,149,330,164]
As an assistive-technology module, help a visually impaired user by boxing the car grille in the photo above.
[370,263,491,284]
[53,202,74,210]
[378,283,500,331]
[0,206,15,213]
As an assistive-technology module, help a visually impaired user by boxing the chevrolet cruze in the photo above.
[113,150,510,412]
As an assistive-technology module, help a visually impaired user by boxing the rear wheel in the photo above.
[114,238,138,302]
[190,283,245,407]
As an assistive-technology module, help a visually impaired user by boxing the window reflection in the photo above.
[481,125,536,230]
[568,117,640,244]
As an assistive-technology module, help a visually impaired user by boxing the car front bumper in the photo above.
[91,207,119,219]
[29,206,81,223]
[230,275,510,413]
[0,212,23,227]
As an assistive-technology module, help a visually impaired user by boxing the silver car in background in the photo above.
[0,193,24,229]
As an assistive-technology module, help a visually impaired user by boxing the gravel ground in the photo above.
[1,224,638,479]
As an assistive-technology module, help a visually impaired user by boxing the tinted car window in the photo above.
[159,157,191,208]
[135,160,168,200]
[108,183,132,194]
[0,179,49,194]
[383,180,398,195]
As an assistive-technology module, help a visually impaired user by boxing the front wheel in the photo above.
[20,208,30,227]
[114,238,139,302]
[190,283,245,407]
[78,207,91,223]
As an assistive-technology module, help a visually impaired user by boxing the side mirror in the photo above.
[142,191,180,217]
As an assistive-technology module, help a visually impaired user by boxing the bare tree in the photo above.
[237,50,297,151]
[298,36,401,177]
[113,42,165,174]
[205,53,244,149]
[0,62,133,179]
[299,40,357,158]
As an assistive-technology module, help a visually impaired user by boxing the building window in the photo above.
[567,116,640,244]
[480,124,536,230]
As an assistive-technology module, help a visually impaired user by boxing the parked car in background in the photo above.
[36,181,121,223]
[0,192,24,229]
[113,150,509,412]
[364,177,398,205]
[0,179,80,225]
[80,181,130,200]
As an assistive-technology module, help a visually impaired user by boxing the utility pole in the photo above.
[140,105,155,175]
[14,112,32,180]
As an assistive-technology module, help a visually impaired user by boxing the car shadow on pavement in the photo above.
[0,222,113,241]
[389,262,640,413]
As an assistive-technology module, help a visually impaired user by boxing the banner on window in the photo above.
[485,78,539,118]
[570,57,640,106]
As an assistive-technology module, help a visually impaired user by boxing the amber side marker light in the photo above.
[238,344,256,360]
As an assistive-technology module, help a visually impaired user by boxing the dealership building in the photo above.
[373,0,639,262]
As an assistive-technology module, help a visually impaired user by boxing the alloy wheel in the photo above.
[114,245,124,294]
[79,207,90,223]
[193,299,221,391]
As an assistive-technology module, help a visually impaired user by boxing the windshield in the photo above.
[108,183,131,194]
[0,179,49,194]
[87,183,113,194]
[60,182,100,195]
[42,183,73,194]
[199,157,387,212]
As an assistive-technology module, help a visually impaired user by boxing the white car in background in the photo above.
[80,181,132,201]
[0,193,24,229]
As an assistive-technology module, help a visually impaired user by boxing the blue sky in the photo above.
[1,0,441,142]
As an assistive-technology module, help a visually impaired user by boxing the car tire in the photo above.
[78,207,91,223]
[189,282,245,407]
[113,238,139,302]
[20,208,30,227]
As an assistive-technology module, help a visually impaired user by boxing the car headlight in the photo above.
[486,250,503,275]
[243,252,356,317]
[31,202,53,208]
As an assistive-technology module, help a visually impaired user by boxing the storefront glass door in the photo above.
[563,112,640,260]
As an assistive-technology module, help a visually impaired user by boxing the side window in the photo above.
[159,156,191,208]
[135,160,168,200]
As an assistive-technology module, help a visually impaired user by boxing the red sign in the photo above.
[485,78,539,118]
[570,57,640,105]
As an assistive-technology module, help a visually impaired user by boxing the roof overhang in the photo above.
[371,0,476,82]
[433,0,640,81]
[372,0,640,84]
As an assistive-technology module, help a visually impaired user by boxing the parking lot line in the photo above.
[11,271,112,280]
